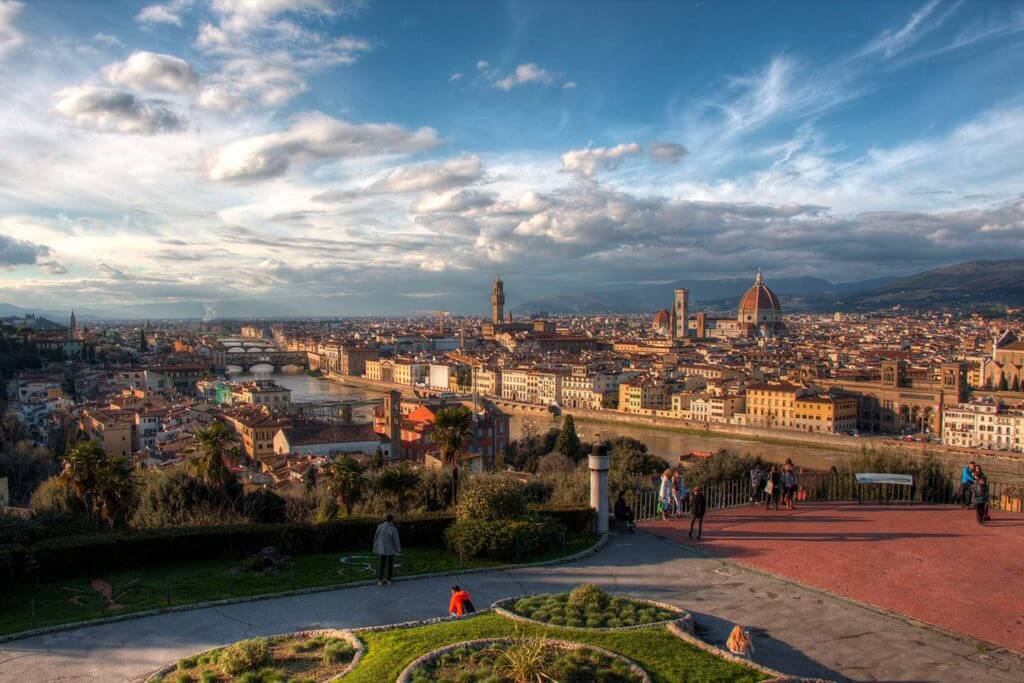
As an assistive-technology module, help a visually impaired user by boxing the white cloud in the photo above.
[104,51,199,93]
[649,141,688,164]
[136,0,192,27]
[0,0,24,58]
[562,81,577,89]
[450,72,464,82]
[412,189,495,214]
[315,155,483,201]
[53,86,188,135]
[207,112,441,182]
[859,0,949,58]
[92,33,122,47]
[560,143,641,178]
[494,62,555,90]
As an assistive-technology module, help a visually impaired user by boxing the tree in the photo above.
[188,422,238,495]
[61,440,134,528]
[327,455,365,516]
[376,462,422,513]
[552,415,584,462]
[431,405,474,507]
[608,437,668,480]
[303,465,317,496]
[370,446,386,470]
[0,440,57,505]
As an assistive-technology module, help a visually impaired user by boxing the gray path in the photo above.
[0,532,1019,682]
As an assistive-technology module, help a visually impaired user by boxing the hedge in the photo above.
[444,517,563,561]
[4,506,594,584]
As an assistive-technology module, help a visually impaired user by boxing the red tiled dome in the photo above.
[739,272,781,313]
[652,308,670,326]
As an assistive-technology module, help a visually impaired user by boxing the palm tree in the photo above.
[189,422,238,493]
[327,455,365,516]
[62,440,133,527]
[377,462,422,513]
[431,405,473,507]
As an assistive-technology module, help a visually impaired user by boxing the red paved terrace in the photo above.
[642,501,1024,653]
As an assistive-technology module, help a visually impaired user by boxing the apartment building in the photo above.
[943,400,1024,452]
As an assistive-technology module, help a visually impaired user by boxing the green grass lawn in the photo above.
[0,534,597,638]
[348,611,766,683]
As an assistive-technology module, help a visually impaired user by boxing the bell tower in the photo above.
[491,277,505,325]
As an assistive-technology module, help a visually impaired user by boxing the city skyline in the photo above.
[2,0,1024,316]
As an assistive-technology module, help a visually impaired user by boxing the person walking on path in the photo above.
[766,464,782,510]
[448,585,475,618]
[960,461,976,508]
[658,468,673,520]
[688,485,707,539]
[972,476,989,525]
[373,514,401,585]
[750,464,766,505]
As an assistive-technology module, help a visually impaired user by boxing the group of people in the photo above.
[960,461,992,525]
[654,468,707,538]
[749,460,800,510]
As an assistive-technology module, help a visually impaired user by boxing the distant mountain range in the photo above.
[515,259,1024,314]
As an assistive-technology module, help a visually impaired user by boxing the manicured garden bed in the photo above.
[150,630,359,683]
[402,637,649,683]
[0,534,597,638]
[346,612,765,683]
[502,584,681,628]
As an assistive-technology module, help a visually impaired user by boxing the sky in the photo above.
[1,0,1024,317]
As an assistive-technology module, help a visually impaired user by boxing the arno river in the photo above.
[230,369,1024,478]
[231,369,853,471]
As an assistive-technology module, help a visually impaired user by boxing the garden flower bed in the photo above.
[398,637,651,683]
[495,584,687,630]
[148,629,362,683]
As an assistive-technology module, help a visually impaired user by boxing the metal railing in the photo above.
[629,477,750,522]
[627,474,1024,522]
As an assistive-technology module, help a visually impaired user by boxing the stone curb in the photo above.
[394,637,653,683]
[641,527,1020,658]
[144,629,365,683]
[0,534,609,644]
[491,593,694,633]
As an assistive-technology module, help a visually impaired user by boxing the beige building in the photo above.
[688,394,746,423]
[943,400,1024,452]
[77,407,135,458]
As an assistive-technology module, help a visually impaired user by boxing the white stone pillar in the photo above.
[589,443,610,533]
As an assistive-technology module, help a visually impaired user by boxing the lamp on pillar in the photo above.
[589,442,610,533]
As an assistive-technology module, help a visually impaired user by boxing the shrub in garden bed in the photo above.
[407,638,646,683]
[152,632,356,683]
[509,584,679,628]
[444,516,563,561]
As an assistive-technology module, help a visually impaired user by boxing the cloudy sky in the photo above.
[1,0,1024,317]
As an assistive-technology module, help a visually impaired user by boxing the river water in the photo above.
[229,370,854,471]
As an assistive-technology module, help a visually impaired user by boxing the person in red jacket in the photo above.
[448,585,475,618]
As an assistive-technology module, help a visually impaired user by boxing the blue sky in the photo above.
[1,0,1024,317]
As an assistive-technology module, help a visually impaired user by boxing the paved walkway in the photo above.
[0,532,1020,682]
[642,501,1024,653]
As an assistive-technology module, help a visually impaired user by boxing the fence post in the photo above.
[165,579,171,607]
[30,598,36,629]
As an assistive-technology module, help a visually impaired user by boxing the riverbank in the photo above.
[318,372,1024,479]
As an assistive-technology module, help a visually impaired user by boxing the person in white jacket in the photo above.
[373,514,401,585]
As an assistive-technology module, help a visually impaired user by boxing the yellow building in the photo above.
[793,395,858,433]
[220,407,289,462]
[744,381,804,429]
[618,377,670,415]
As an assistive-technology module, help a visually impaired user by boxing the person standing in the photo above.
[726,625,754,660]
[373,514,401,585]
[750,464,766,505]
[973,476,989,525]
[960,461,976,508]
[688,485,707,539]
[673,469,689,516]
[766,464,781,511]
[658,469,673,520]
[782,463,798,510]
